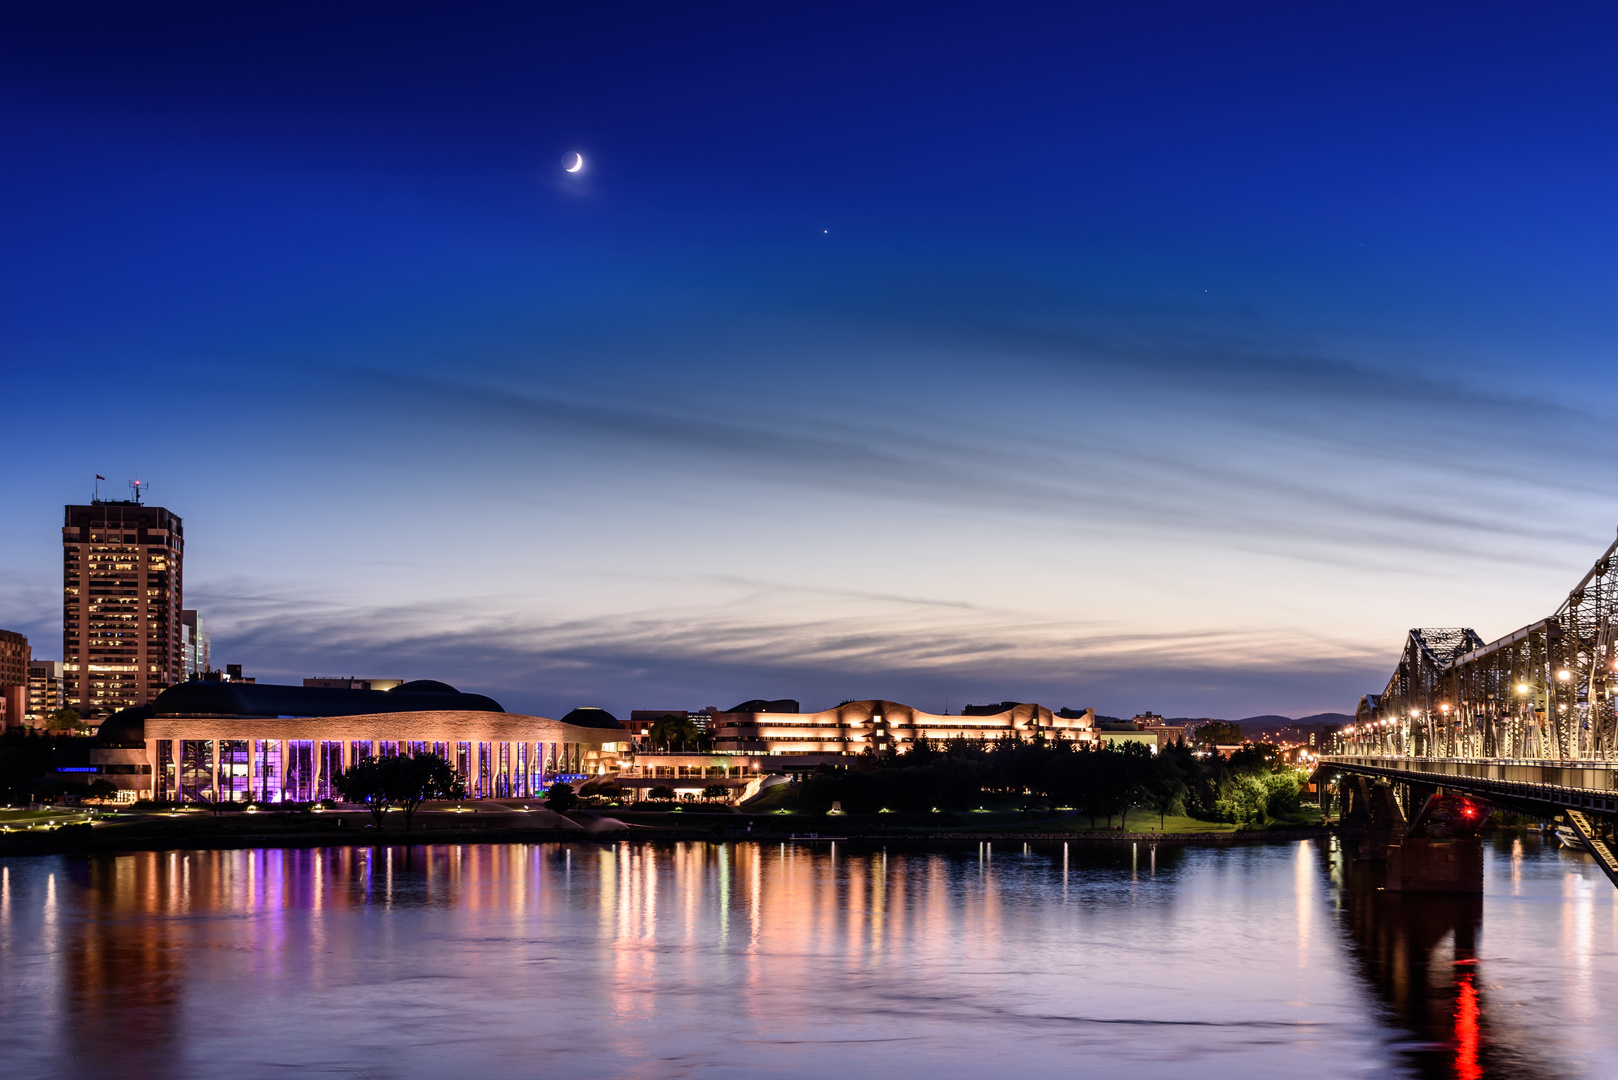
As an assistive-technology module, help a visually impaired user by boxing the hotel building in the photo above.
[710,699,1096,754]
[89,680,630,803]
[63,501,185,718]
[0,629,28,729]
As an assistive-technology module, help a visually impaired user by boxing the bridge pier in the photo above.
[1386,838,1483,893]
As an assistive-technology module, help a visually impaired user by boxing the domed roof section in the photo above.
[391,679,459,695]
[151,681,504,716]
[560,707,626,731]
[96,706,151,747]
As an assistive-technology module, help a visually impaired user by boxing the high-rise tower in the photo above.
[62,495,184,718]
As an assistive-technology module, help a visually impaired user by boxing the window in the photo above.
[219,740,250,802]
[285,740,315,802]
[156,740,175,801]
[254,740,282,802]
[476,743,492,798]
[318,741,344,800]
[180,740,212,802]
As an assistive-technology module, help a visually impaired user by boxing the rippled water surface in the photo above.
[1,836,1614,1078]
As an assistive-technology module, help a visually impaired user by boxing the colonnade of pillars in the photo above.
[150,737,590,803]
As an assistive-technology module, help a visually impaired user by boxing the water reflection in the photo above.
[1324,834,1616,1079]
[0,839,1612,1078]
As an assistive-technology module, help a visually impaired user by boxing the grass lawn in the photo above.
[983,805,1325,835]
[0,807,98,828]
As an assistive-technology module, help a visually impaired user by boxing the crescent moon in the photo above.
[566,153,584,173]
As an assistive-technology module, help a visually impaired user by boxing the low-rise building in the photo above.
[629,708,718,737]
[613,753,776,801]
[304,677,404,691]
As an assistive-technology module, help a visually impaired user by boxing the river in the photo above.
[0,835,1612,1078]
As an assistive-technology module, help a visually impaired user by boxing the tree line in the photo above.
[331,752,579,828]
[794,737,1305,827]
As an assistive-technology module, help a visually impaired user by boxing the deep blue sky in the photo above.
[4,1,1618,719]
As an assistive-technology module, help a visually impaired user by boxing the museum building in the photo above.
[709,699,1097,754]
[89,680,629,803]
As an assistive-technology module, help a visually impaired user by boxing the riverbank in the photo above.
[0,805,1334,857]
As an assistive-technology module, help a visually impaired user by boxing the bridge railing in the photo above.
[1323,755,1618,814]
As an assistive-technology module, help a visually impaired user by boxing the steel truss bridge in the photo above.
[1327,530,1618,886]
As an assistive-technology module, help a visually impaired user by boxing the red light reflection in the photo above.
[1454,971,1481,1080]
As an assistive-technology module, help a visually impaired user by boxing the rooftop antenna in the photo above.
[129,479,147,504]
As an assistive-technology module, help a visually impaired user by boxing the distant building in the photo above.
[62,499,185,718]
[0,629,28,729]
[712,699,1095,754]
[181,610,210,678]
[27,660,63,726]
[188,664,255,685]
[304,677,404,692]
[630,709,717,737]
[1127,712,1188,748]
[1093,728,1159,751]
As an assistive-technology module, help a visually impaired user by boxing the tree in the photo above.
[702,784,728,802]
[646,714,712,753]
[648,784,676,802]
[385,753,465,831]
[545,781,578,813]
[333,757,391,827]
[47,707,82,732]
[1110,742,1154,829]
[335,752,466,830]
[1195,722,1243,745]
[1142,752,1188,829]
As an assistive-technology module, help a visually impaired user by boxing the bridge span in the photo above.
[1327,530,1618,888]
[1323,754,1618,887]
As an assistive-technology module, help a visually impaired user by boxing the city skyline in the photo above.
[6,3,1618,720]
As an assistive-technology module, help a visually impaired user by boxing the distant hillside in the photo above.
[1238,714,1292,727]
[1239,713,1350,727]
[1295,712,1353,726]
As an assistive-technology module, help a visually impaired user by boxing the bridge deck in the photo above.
[1323,755,1618,815]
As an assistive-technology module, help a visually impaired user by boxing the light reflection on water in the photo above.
[0,837,1613,1078]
